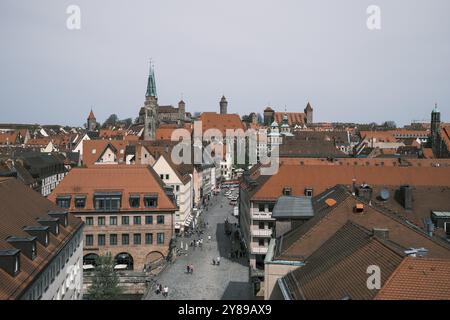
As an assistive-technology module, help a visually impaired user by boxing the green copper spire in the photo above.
[146,60,157,98]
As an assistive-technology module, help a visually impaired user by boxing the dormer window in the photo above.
[129,195,140,208]
[48,210,69,228]
[56,195,71,209]
[305,188,313,197]
[7,237,38,260]
[24,226,50,247]
[75,196,86,209]
[38,217,60,236]
[0,249,21,277]
[282,187,292,196]
[144,194,158,208]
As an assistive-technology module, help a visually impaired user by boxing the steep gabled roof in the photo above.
[281,221,405,300]
[0,178,83,300]
[274,186,450,262]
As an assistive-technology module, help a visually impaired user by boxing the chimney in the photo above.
[373,228,389,240]
[400,185,413,211]
[356,184,372,202]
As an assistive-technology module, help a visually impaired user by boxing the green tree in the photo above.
[87,253,123,300]
[102,114,119,128]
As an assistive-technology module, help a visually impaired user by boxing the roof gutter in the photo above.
[277,278,292,300]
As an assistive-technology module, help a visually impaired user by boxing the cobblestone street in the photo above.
[144,192,252,300]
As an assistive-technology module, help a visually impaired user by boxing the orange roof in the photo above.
[25,137,52,146]
[48,165,176,212]
[376,258,450,300]
[274,112,306,126]
[251,164,450,201]
[199,112,245,136]
[360,131,397,143]
[82,139,128,166]
[423,148,435,159]
[0,131,20,144]
[280,157,450,167]
[156,124,192,141]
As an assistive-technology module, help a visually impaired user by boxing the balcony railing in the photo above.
[252,211,274,220]
[252,228,273,237]
[251,246,269,254]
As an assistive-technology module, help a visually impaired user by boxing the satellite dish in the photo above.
[380,188,390,201]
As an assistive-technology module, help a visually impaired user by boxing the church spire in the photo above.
[146,60,157,98]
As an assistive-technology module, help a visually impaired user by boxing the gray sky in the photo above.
[0,0,449,127]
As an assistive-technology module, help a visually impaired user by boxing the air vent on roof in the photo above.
[6,237,37,260]
[23,226,50,247]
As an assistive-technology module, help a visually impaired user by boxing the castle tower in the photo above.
[178,99,186,126]
[304,102,313,124]
[143,62,158,141]
[87,109,97,131]
[220,96,228,114]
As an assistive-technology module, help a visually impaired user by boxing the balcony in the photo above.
[252,211,274,221]
[251,246,268,254]
[252,228,273,237]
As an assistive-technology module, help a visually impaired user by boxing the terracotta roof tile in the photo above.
[48,165,176,212]
[375,257,450,300]
[0,178,83,300]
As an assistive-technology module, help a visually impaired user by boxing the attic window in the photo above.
[282,187,292,196]
[56,196,71,209]
[144,195,158,208]
[75,196,86,209]
[92,149,96,154]
[305,188,313,197]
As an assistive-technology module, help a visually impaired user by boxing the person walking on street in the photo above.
[186,265,190,274]
[208,235,211,242]
[163,286,169,297]
[216,256,221,265]
[190,264,194,274]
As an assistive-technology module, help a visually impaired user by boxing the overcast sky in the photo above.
[0,0,449,127]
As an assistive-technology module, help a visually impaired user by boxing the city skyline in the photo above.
[1,0,449,126]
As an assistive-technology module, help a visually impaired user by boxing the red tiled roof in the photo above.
[441,125,450,150]
[252,164,450,201]
[0,178,83,300]
[82,140,128,166]
[48,165,177,212]
[274,112,306,126]
[199,112,245,136]
[375,257,450,300]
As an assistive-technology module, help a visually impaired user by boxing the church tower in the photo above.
[220,96,228,114]
[431,103,441,155]
[143,62,158,141]
[87,109,97,132]
[304,102,313,124]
